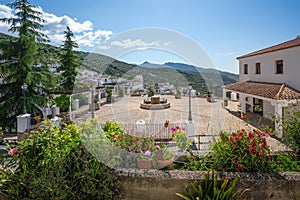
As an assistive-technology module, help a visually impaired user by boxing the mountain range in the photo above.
[0,32,238,96]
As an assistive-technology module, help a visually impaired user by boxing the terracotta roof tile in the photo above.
[225,81,300,100]
[237,36,300,59]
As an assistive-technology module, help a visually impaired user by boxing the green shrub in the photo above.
[0,120,120,199]
[282,110,300,154]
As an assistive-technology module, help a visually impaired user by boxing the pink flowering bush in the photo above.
[184,129,272,172]
[210,129,271,172]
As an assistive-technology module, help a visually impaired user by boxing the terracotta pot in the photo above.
[136,158,153,169]
[157,159,173,169]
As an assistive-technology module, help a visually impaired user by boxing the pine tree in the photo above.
[0,0,54,129]
[58,26,80,91]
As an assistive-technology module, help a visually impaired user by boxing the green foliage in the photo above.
[0,0,54,128]
[54,94,70,112]
[102,121,126,139]
[0,121,120,199]
[270,153,300,172]
[58,26,80,91]
[282,110,300,154]
[154,144,174,160]
[176,171,248,200]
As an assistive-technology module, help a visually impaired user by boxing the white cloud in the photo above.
[0,4,113,48]
[111,38,160,48]
[98,45,110,50]
[0,4,15,34]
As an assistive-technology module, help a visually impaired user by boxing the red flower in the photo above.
[266,156,270,161]
[133,138,139,143]
[252,148,257,154]
[239,131,244,137]
[117,134,122,139]
[241,129,245,133]
[261,143,267,148]
[230,137,235,143]
[261,138,267,144]
[256,130,261,135]
[251,141,256,147]
[262,132,266,136]
[242,114,247,120]
[232,132,236,137]
[233,144,237,149]
[8,148,18,156]
[237,164,243,171]
[248,133,254,138]
[234,135,240,142]
[258,151,263,157]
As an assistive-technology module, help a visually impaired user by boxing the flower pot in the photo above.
[136,158,153,169]
[157,159,173,169]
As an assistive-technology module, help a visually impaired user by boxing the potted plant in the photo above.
[106,87,113,103]
[175,89,181,99]
[136,150,153,169]
[155,145,174,169]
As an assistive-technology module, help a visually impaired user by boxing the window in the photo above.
[255,63,261,74]
[276,60,283,74]
[243,64,248,74]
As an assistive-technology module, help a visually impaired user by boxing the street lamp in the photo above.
[188,84,193,122]
[21,83,28,113]
[89,85,95,118]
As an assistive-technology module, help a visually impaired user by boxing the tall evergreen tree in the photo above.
[0,0,54,129]
[58,26,80,91]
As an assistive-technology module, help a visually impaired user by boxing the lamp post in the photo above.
[188,84,193,122]
[21,83,28,114]
[89,85,95,118]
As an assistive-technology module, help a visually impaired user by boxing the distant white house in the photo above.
[223,36,300,137]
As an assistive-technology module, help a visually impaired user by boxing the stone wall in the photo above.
[115,168,300,200]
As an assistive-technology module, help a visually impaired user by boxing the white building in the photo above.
[223,36,300,137]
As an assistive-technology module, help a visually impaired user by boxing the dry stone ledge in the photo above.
[114,168,300,200]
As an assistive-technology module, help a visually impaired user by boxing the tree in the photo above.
[0,0,54,129]
[58,26,80,91]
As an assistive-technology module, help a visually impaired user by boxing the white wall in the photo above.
[263,101,274,120]
[239,46,300,91]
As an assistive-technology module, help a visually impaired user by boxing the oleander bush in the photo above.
[0,120,120,199]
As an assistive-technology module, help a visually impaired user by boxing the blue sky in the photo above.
[1,0,300,73]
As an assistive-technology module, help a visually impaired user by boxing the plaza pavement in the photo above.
[77,94,289,152]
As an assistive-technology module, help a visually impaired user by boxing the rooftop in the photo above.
[237,36,300,59]
[225,81,300,100]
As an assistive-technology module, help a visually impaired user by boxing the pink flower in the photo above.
[230,137,235,143]
[155,145,160,149]
[144,150,151,157]
[8,148,18,156]
[171,127,176,132]
[233,144,237,149]
[81,145,86,149]
[181,128,185,131]
[258,151,263,157]
[261,143,267,148]
[237,164,243,171]
[234,135,240,142]
[117,134,122,139]
[262,132,266,136]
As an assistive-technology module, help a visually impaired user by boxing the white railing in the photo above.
[118,122,186,140]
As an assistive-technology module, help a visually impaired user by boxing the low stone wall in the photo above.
[115,168,300,200]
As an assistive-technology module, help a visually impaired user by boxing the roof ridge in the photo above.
[276,83,286,99]
[237,36,300,59]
